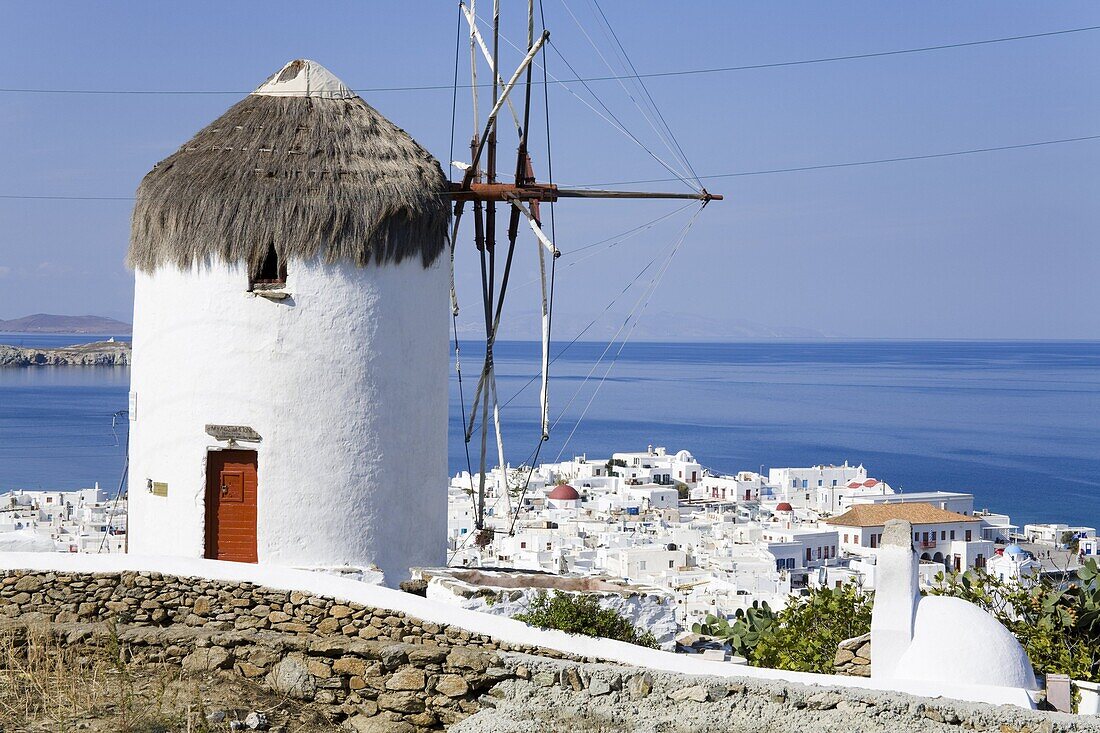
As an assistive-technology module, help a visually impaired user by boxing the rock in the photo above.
[627,672,653,699]
[386,667,426,691]
[347,716,416,733]
[398,579,429,596]
[435,674,470,697]
[266,656,316,700]
[588,677,612,696]
[182,646,231,672]
[333,657,369,677]
[239,645,281,668]
[446,647,491,673]
[308,636,351,657]
[13,575,43,592]
[379,644,410,670]
[306,658,332,678]
[244,711,268,730]
[192,596,212,616]
[805,692,841,710]
[532,671,555,687]
[407,644,448,665]
[706,685,728,701]
[668,685,710,703]
[924,709,945,723]
[559,668,583,692]
[407,711,439,728]
[376,691,425,714]
[235,662,266,678]
[315,618,340,634]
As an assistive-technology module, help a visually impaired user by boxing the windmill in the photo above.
[447,1,721,536]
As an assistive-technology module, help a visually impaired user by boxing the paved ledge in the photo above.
[457,655,1095,733]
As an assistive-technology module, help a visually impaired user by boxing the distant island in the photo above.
[0,340,131,367]
[0,313,132,334]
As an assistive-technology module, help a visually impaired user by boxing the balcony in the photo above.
[920,540,937,549]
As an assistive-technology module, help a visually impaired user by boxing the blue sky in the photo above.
[1,2,1098,339]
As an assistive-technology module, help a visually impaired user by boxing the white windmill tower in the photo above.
[126,59,450,585]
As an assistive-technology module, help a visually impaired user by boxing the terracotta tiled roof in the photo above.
[825,502,980,528]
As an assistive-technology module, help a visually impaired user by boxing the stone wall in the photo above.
[833,633,872,677]
[0,568,1086,733]
[0,569,577,731]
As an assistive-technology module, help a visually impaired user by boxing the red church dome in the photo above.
[548,484,580,500]
[776,502,794,512]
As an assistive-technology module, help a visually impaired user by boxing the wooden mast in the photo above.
[454,1,721,533]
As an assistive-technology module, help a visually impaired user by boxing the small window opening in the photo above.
[250,243,287,290]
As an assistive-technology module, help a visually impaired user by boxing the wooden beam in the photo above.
[447,182,722,203]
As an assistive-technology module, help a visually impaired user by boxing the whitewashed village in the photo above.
[438,448,1096,647]
[2,3,1099,732]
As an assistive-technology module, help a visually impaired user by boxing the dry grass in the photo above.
[0,624,344,733]
[0,624,109,729]
[0,624,192,733]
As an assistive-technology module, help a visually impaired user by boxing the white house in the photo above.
[851,490,972,516]
[826,502,993,574]
[696,472,764,502]
[768,462,866,497]
[1022,523,1096,547]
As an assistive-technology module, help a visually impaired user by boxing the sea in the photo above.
[0,334,1097,529]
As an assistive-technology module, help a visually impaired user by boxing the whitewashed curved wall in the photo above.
[127,256,449,585]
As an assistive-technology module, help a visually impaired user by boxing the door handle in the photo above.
[221,484,229,496]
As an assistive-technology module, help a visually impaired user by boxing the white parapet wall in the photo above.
[420,568,680,649]
[0,552,1038,709]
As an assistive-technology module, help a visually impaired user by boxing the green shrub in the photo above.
[692,601,776,659]
[513,590,659,649]
[751,584,873,673]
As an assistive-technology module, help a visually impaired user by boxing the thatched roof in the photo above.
[128,59,449,273]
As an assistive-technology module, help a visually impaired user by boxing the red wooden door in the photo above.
[205,449,258,562]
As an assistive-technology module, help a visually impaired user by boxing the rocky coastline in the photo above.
[0,340,131,367]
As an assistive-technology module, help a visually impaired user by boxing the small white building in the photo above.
[987,545,1042,586]
[768,462,866,496]
[851,490,973,516]
[696,472,764,502]
[1022,523,1096,547]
